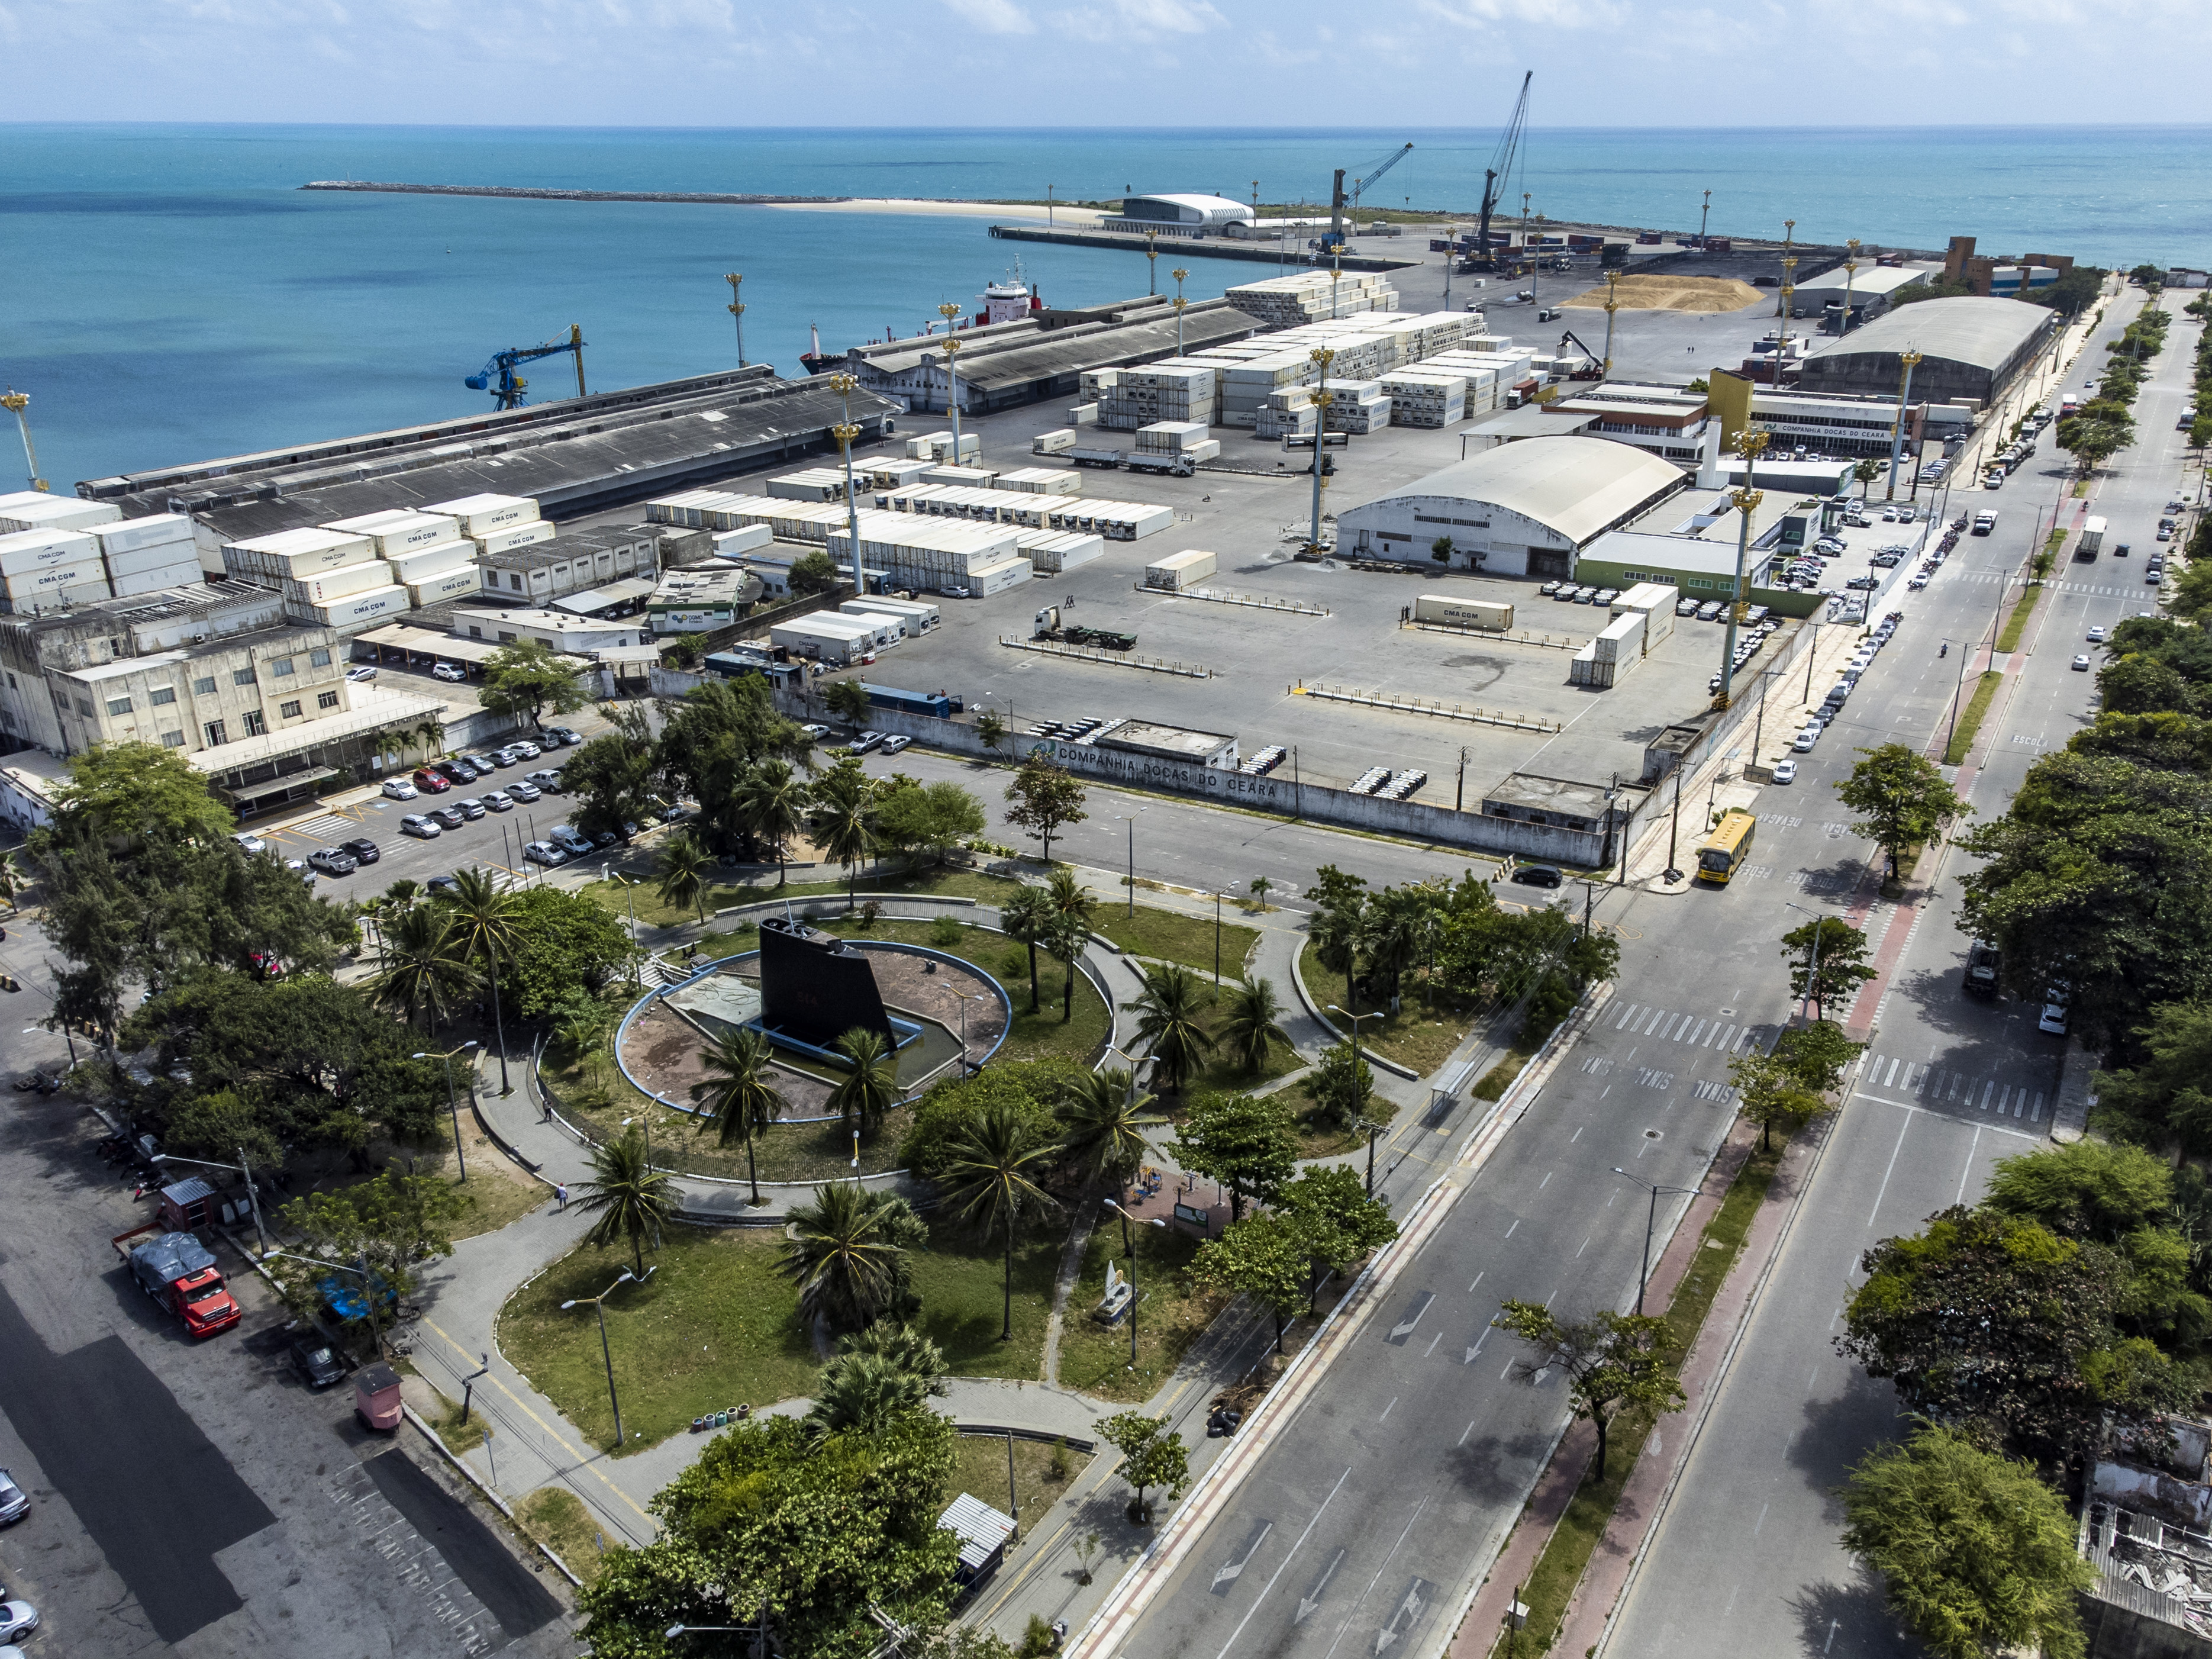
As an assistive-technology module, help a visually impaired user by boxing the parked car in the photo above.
[525,769,565,794]
[544,726,585,747]
[0,1600,38,1642]
[1508,864,1563,889]
[464,752,503,773]
[289,1335,346,1389]
[306,847,358,877]
[346,665,377,682]
[433,759,476,785]
[453,798,486,821]
[523,840,567,867]
[341,837,380,866]
[798,723,830,741]
[483,791,515,813]
[505,739,542,759]
[551,826,595,856]
[428,805,466,830]
[881,735,912,754]
[2038,1002,2070,1036]
[1792,727,1821,752]
[0,1468,30,1525]
[380,778,418,801]
[398,814,441,839]
[431,662,467,682]
[849,730,885,754]
[424,875,463,898]
[1772,759,1798,784]
[508,779,541,803]
[230,832,267,855]
[411,768,451,793]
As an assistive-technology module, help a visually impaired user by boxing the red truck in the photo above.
[112,1223,241,1338]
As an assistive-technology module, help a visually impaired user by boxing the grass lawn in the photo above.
[1943,670,2004,765]
[285,1113,546,1245]
[1056,1224,1233,1403]
[1298,938,1487,1077]
[498,1226,818,1455]
[1472,1049,1537,1102]
[516,1487,607,1587]
[1994,582,2042,652]
[950,1433,1092,1536]
[1286,1081,1395,1160]
[910,1215,1060,1381]
[579,863,1027,930]
[1492,1135,1784,1656]
[1094,906,1261,977]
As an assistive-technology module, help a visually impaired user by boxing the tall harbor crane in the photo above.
[463,325,588,410]
[1472,72,1533,272]
[1318,143,1414,255]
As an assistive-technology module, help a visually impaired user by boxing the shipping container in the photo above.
[970,556,1033,597]
[843,594,941,632]
[385,539,479,584]
[0,495,121,535]
[1609,583,1678,652]
[321,509,462,556]
[766,468,849,502]
[285,560,394,605]
[405,566,483,607]
[101,535,198,580]
[2,559,108,601]
[424,493,539,535]
[1033,430,1078,456]
[770,614,879,663]
[712,524,773,558]
[288,583,409,632]
[472,521,557,558]
[0,528,99,578]
[224,527,377,581]
[1591,611,1646,664]
[110,561,204,598]
[93,513,196,559]
[1144,549,1217,591]
[1413,594,1513,630]
[858,684,956,719]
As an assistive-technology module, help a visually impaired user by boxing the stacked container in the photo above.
[766,468,849,502]
[920,465,999,489]
[0,494,121,535]
[1609,584,1678,652]
[0,528,110,611]
[1223,270,1399,327]
[1380,371,1468,428]
[1255,388,1318,440]
[1143,549,1217,591]
[94,513,202,597]
[1045,500,1173,541]
[905,431,981,465]
[992,466,1082,496]
[1015,529,1105,575]
[1321,379,1392,435]
[425,493,538,536]
[865,458,937,488]
[1096,363,1215,431]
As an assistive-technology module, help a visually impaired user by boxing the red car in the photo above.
[411,768,452,793]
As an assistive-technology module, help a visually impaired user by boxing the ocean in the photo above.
[5,122,2206,493]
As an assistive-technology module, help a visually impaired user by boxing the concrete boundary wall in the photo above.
[780,694,1639,866]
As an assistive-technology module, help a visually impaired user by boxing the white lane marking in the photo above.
[1956,1127,1982,1206]
[1379,1397,1398,1422]
[1458,1422,1475,1447]
[1753,1501,1769,1537]
[1214,1467,1352,1659]
[1214,1522,1275,1591]
[1467,1273,1484,1294]
[1538,1171,1553,1190]
[1320,1497,1430,1659]
[1576,1237,1591,1258]
[1423,1332,1442,1358]
[1684,1018,1709,1046]
[1868,1110,1910,1226]
[1853,1092,2042,1140]
[1505,1219,1519,1238]
[1570,1126,1584,1143]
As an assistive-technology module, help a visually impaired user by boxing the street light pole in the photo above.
[1662,759,1685,885]
[1308,347,1336,556]
[1784,900,1826,1021]
[1613,1168,1702,1316]
[1115,808,1145,917]
[1329,1004,1387,1193]
[1172,267,1189,358]
[724,274,746,367]
[1102,1199,1166,1368]
[561,1267,652,1447]
[413,1040,481,1183]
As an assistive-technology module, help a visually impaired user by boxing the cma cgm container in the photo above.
[426,493,539,536]
[322,509,461,557]
[226,527,376,582]
[1144,549,1216,591]
[1413,593,1513,630]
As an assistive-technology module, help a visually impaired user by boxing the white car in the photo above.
[380,778,418,801]
[1771,759,1797,784]
[798,723,830,741]
[2087,626,2106,643]
[430,661,467,682]
[346,665,377,682]
[0,1601,38,1642]
[1792,727,1821,753]
[2072,655,2092,671]
[505,739,542,759]
[2038,1003,2070,1036]
[230,832,267,855]
[482,790,515,813]
[881,735,912,754]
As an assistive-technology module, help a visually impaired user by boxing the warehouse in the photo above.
[1796,297,2055,409]
[1788,264,1939,329]
[1336,437,1689,581]
[1098,194,1256,236]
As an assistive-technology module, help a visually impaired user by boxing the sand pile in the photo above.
[1559,275,1764,313]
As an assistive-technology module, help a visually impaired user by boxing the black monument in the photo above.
[756,917,899,1056]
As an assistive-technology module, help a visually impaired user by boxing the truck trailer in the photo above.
[112,1223,241,1338]
[1034,606,1136,651]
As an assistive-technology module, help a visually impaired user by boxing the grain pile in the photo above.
[1559,274,1764,312]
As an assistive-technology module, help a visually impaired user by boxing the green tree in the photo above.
[779,1183,926,1331]
[1305,1038,1373,1132]
[1278,1164,1398,1310]
[479,639,590,730]
[1852,458,1882,490]
[1728,1046,1828,1151]
[1889,278,1978,307]
[1191,1209,1311,1352]
[370,904,482,1032]
[1043,911,1088,1022]
[939,1097,1060,1341]
[824,679,872,726]
[1122,962,1216,1095]
[1834,743,1971,877]
[998,884,1053,1015]
[808,758,878,906]
[276,1170,467,1323]
[1839,1205,2191,1463]
[2056,408,2136,476]
[505,885,638,1019]
[804,1351,933,1439]
[37,738,233,853]
[876,780,985,867]
[824,1026,901,1142]
[898,1061,1078,1182]
[1218,975,1292,1074]
[975,707,1006,752]
[786,550,840,594]
[1779,916,1875,1020]
[1774,1019,1862,1094]
[689,1027,787,1206]
[1094,1410,1189,1523]
[2095,1000,2212,1149]
[1430,535,1453,562]
[1002,756,1088,864]
[435,865,523,1026]
[576,1410,958,1659]
[1044,865,1094,927]
[1174,1091,1297,1223]
[732,756,810,884]
[653,829,715,926]
[1053,1069,1153,1190]
[1309,864,1370,1010]
[1839,1423,2093,1659]
[561,732,663,842]
[573,1128,679,1277]
[1491,1302,1684,1478]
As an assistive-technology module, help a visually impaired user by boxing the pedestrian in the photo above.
[556,1183,568,1210]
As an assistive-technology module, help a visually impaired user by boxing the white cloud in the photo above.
[1053,0,1224,41]
[943,0,1035,32]
[1418,0,1628,26]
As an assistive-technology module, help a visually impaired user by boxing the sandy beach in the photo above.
[762,197,1105,227]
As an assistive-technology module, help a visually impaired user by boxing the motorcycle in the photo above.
[1940,642,1949,658]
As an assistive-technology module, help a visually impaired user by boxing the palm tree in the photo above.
[1123,962,1217,1096]
[369,906,482,1031]
[809,770,876,907]
[734,758,810,885]
[440,865,525,1062]
[940,1099,1061,1341]
[1056,1068,1154,1190]
[0,849,27,911]
[1045,911,1089,1023]
[1220,975,1293,1074]
[827,1026,901,1141]
[999,884,1054,1014]
[1311,896,1367,1013]
[804,1351,930,1438]
[382,877,422,909]
[689,1027,786,1206]
[1249,875,1272,909]
[780,1183,924,1329]
[654,829,715,926]
[573,1128,679,1277]
[1045,866,1095,927]
[837,1319,947,1388]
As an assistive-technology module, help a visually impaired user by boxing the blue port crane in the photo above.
[1317,143,1413,256]
[464,324,588,410]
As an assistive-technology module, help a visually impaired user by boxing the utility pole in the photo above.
[1698,189,1711,249]
[1884,348,1923,500]
[830,372,864,588]
[1,390,47,492]
[1717,429,1769,708]
[1837,238,1861,336]
[1600,270,1621,380]
[937,301,965,456]
[723,274,746,367]
[1146,228,1159,296]
[1662,759,1686,884]
[1172,267,1189,357]
[1308,348,1335,555]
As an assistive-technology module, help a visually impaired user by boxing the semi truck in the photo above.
[2079,516,2107,558]
[1034,606,1136,651]
[112,1223,241,1338]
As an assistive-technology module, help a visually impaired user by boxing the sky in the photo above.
[1,0,2204,126]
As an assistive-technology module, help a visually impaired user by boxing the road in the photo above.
[1100,290,2158,1659]
[1600,282,2202,1657]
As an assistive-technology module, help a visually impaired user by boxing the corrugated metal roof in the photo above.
[1348,436,1688,549]
[1803,295,2052,373]
[939,1492,1015,1574]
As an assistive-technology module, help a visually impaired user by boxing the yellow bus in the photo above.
[1696,808,1758,885]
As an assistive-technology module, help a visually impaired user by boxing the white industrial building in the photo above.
[1098,194,1255,236]
[1335,437,1689,581]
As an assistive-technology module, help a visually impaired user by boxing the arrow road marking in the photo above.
[1297,1548,1347,1625]
[1212,1468,1352,1659]
[1323,1499,1430,1659]
[1212,1520,1274,1593]
[1374,1578,1433,1654]
[1386,1291,1435,1344]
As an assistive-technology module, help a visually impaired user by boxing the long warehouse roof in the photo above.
[1801,295,2052,371]
[1348,436,1688,549]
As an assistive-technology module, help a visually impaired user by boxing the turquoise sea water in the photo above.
[5,123,2206,491]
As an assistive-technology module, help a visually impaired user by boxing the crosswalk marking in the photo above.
[280,811,359,842]
[1869,1054,2047,1125]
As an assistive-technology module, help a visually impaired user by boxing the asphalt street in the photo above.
[1602,283,2200,1658]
